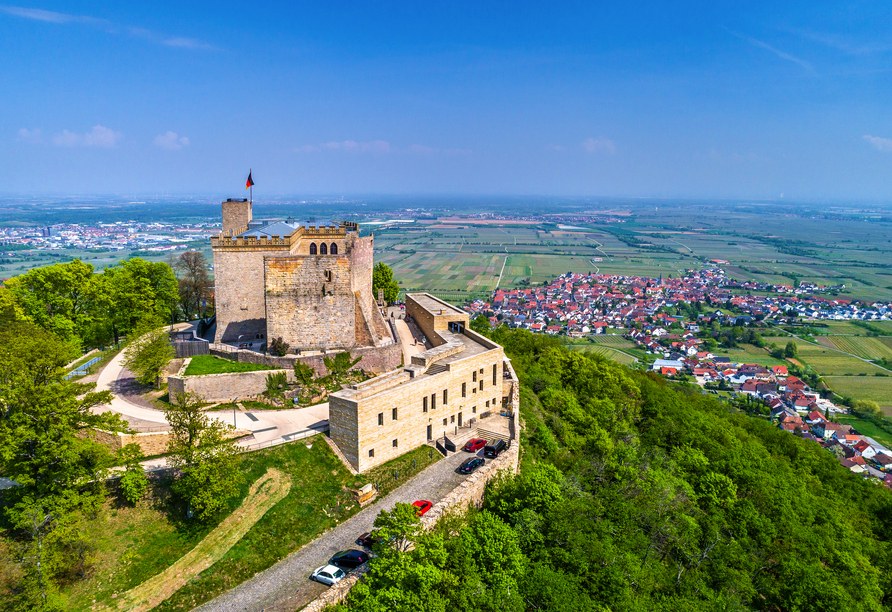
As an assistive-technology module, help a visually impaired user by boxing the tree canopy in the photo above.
[372,262,400,304]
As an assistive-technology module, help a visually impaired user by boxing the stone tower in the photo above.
[221,198,252,237]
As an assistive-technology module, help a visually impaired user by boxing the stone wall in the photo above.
[210,343,402,377]
[221,199,252,236]
[168,366,294,405]
[90,429,172,456]
[265,255,357,350]
[213,249,279,343]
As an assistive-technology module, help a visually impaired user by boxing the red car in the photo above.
[462,438,487,453]
[413,500,433,516]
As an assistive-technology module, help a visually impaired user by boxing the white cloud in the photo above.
[0,5,215,50]
[582,137,616,154]
[17,128,42,143]
[321,140,391,153]
[52,125,122,148]
[864,135,892,152]
[153,131,189,150]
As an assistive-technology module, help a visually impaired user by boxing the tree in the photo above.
[324,351,362,380]
[122,319,174,388]
[294,361,315,385]
[97,258,178,340]
[470,314,492,335]
[784,340,798,359]
[373,502,424,552]
[173,251,211,320]
[164,392,244,520]
[0,320,126,607]
[372,262,400,304]
[268,336,289,356]
[118,443,149,505]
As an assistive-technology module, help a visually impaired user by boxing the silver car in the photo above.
[311,564,346,586]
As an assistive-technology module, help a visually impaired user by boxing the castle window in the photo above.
[450,415,455,423]
[423,396,428,412]
[443,389,447,404]
[493,364,497,385]
[462,382,466,398]
[309,243,317,255]
[330,243,338,254]
[479,380,484,391]
[392,439,398,448]
[320,243,328,255]
[392,407,398,420]
[472,405,477,414]
[431,393,436,410]
[472,371,477,382]
[324,270,332,282]
[443,418,447,426]
[378,413,384,426]
[369,448,374,458]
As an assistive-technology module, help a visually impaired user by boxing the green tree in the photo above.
[293,361,315,385]
[122,319,174,388]
[118,443,149,505]
[470,314,492,335]
[173,251,212,320]
[784,340,798,358]
[98,258,178,340]
[372,502,424,552]
[324,351,362,380]
[0,320,126,607]
[372,262,400,303]
[164,391,244,520]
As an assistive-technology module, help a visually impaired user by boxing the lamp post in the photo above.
[233,396,239,427]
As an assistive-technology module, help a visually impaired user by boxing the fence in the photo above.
[242,423,330,451]
[65,355,103,379]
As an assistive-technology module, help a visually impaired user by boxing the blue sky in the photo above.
[2,1,892,199]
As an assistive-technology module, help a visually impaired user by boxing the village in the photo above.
[467,268,892,486]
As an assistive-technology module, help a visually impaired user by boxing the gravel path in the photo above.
[194,449,477,612]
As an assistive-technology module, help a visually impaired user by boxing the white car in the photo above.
[312,564,346,586]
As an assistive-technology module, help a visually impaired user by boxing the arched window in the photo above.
[330,243,338,254]
[309,243,317,255]
[320,243,328,254]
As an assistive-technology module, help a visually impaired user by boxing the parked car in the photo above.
[459,456,485,474]
[355,532,381,547]
[413,500,433,516]
[329,549,370,570]
[462,438,487,452]
[483,439,508,458]
[311,564,346,586]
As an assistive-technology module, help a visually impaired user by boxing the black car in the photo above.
[459,456,485,474]
[329,549,370,570]
[483,439,508,458]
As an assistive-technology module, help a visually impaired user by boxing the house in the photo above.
[839,458,865,474]
[814,421,844,440]
[853,440,877,459]
[874,454,892,471]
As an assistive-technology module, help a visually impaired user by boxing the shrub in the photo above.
[118,443,149,505]
[268,337,289,356]
[266,371,288,396]
[294,361,315,385]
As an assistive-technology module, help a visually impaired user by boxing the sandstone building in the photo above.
[330,293,508,472]
[211,199,391,351]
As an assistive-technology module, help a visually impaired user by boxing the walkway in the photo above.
[388,306,423,365]
[194,449,477,612]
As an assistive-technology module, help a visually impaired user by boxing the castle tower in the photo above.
[221,198,252,237]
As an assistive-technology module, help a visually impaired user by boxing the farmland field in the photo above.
[588,335,636,348]
[822,376,892,411]
[570,344,638,365]
[819,336,892,361]
[834,414,892,449]
[762,337,887,376]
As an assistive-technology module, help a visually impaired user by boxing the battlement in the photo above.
[211,234,291,250]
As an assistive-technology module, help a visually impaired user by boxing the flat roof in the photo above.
[408,293,466,316]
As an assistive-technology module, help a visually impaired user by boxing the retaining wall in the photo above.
[167,360,295,405]
[302,357,521,611]
[90,429,172,456]
[210,342,402,376]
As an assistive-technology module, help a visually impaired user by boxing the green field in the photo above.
[834,414,892,449]
[570,344,638,364]
[818,335,892,360]
[823,376,892,409]
[763,336,887,376]
[587,335,636,348]
[710,344,788,367]
[184,355,277,376]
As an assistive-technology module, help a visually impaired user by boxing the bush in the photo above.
[266,371,288,396]
[294,361,315,385]
[268,337,289,356]
[118,443,149,505]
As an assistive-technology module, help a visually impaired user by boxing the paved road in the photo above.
[194,448,477,612]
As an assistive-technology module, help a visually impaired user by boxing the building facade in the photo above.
[211,199,390,351]
[329,294,508,472]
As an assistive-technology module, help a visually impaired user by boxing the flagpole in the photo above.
[250,168,252,204]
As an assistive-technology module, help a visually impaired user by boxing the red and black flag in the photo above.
[246,170,255,190]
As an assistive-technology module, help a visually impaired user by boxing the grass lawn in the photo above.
[184,355,277,376]
[834,414,892,449]
[823,375,892,411]
[13,436,442,612]
[215,400,282,412]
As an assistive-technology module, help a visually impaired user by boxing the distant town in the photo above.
[0,221,218,253]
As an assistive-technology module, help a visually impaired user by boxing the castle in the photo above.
[209,199,513,473]
[211,198,391,351]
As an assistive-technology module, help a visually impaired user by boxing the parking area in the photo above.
[194,448,480,612]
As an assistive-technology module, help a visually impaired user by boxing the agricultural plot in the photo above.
[379,251,505,292]
[710,346,788,367]
[571,344,637,365]
[820,336,892,361]
[588,335,636,348]
[763,336,887,376]
[823,376,892,410]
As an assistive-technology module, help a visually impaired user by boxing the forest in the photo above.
[334,328,892,612]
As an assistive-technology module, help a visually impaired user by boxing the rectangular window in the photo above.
[378,413,383,426]
[472,405,477,414]
[462,382,466,397]
[369,448,374,458]
[443,389,448,404]
[392,439,398,448]
[473,371,477,382]
[431,393,436,410]
[423,396,428,412]
[493,364,497,385]
[450,415,455,423]
[443,418,447,426]
[392,407,398,420]
[486,400,490,408]
[479,380,484,391]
